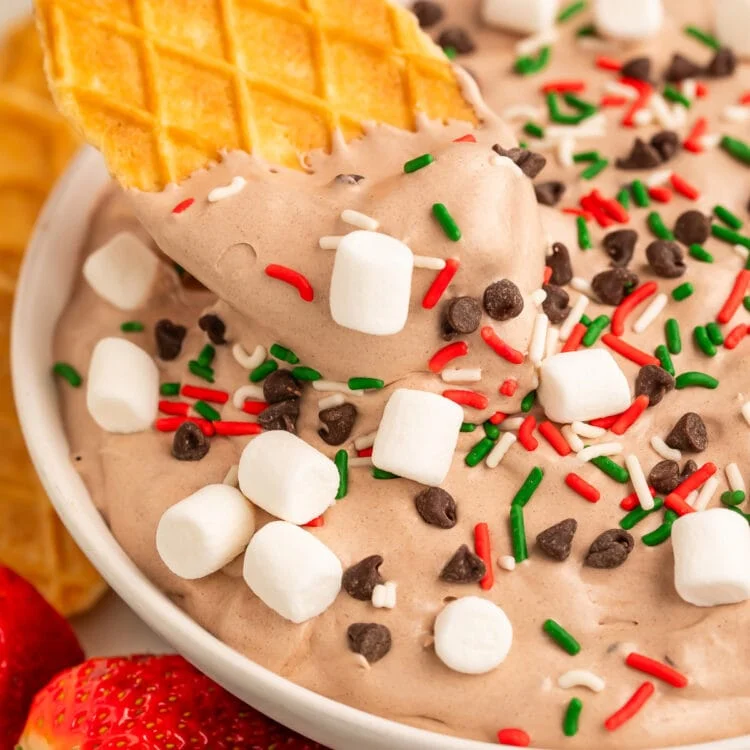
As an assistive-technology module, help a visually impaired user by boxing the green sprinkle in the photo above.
[580,158,609,181]
[249,359,278,382]
[512,466,545,508]
[293,366,322,381]
[720,135,750,166]
[188,361,215,383]
[721,490,746,506]
[461,422,478,433]
[516,46,551,76]
[663,84,691,109]
[563,92,598,117]
[373,468,399,480]
[432,203,462,242]
[665,318,682,354]
[443,45,457,60]
[582,315,610,346]
[617,187,631,209]
[711,223,750,250]
[197,344,215,368]
[573,150,600,163]
[684,25,721,49]
[518,140,529,149]
[590,455,630,484]
[193,400,220,421]
[335,450,348,500]
[579,314,592,326]
[404,153,434,173]
[523,122,545,139]
[120,320,144,333]
[348,377,384,391]
[52,362,82,388]
[521,390,537,413]
[675,371,719,389]
[563,698,583,737]
[465,437,495,467]
[714,204,743,230]
[672,282,694,301]
[688,244,713,263]
[694,326,717,357]
[543,619,581,655]
[547,92,587,125]
[631,180,650,208]
[727,506,750,524]
[174,262,185,276]
[576,215,591,250]
[648,211,674,240]
[641,510,679,547]
[575,22,596,37]
[620,497,665,530]
[510,504,528,563]
[744,295,750,312]
[558,0,586,23]
[160,382,180,396]
[654,345,675,376]
[706,322,724,346]
[269,343,299,364]
[484,421,501,440]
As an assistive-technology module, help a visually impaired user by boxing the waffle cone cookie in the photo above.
[35,0,477,191]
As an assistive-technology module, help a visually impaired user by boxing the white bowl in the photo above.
[11,147,749,750]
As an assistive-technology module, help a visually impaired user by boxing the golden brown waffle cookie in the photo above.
[36,0,477,191]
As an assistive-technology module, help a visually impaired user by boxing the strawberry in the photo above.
[19,654,327,749]
[0,566,84,747]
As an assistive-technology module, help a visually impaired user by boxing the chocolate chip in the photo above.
[438,27,475,55]
[621,56,651,82]
[681,459,698,482]
[603,229,637,267]
[155,319,187,361]
[674,210,711,246]
[319,403,358,446]
[616,138,662,170]
[171,422,210,461]
[335,174,364,184]
[635,364,675,406]
[483,279,524,321]
[257,398,300,433]
[648,460,682,494]
[650,131,679,163]
[347,623,391,663]
[542,284,570,324]
[584,529,634,569]
[415,487,457,528]
[446,296,482,335]
[536,518,577,561]
[492,145,547,178]
[198,314,227,345]
[439,545,486,583]
[263,369,302,404]
[412,0,444,27]
[646,240,686,278]
[592,267,639,306]
[706,47,737,77]
[343,555,385,601]
[664,53,704,82]
[665,413,708,452]
[545,242,573,285]
[535,181,566,207]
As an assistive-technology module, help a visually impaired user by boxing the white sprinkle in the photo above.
[501,104,543,121]
[734,244,750,263]
[570,277,597,300]
[557,669,605,693]
[222,464,239,487]
[681,79,697,101]
[723,105,750,123]
[499,417,525,431]
[571,421,607,439]
[497,555,516,571]
[207,176,246,203]
[441,367,482,384]
[650,93,676,129]
[319,235,344,250]
[604,81,638,100]
[531,288,548,307]
[349,456,374,468]
[577,36,614,51]
[742,401,750,426]
[318,393,346,410]
[342,209,379,231]
[633,293,668,334]
[698,133,721,150]
[372,581,397,609]
[645,170,673,188]
[232,384,265,409]
[650,435,681,462]
[515,27,558,56]
[726,462,746,494]
[413,255,447,270]
[545,326,560,359]
[558,136,575,168]
[625,454,654,510]
[312,380,365,396]
[232,343,266,371]
[559,295,589,341]
[671,103,688,128]
[561,425,585,453]
[354,431,378,451]
[529,313,549,366]
[685,490,700,508]
[577,442,623,462]
[694,475,719,511]
[486,432,517,469]
[547,114,606,140]
[633,108,654,127]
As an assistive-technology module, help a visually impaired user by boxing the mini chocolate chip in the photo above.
[155,319,187,361]
[706,47,736,78]
[535,181,566,207]
[172,422,210,461]
[674,210,711,246]
[319,403,358,446]
[415,487,457,528]
[439,545,486,583]
[603,229,637,267]
[635,364,675,406]
[198,314,227,345]
[592,267,639,305]
[650,131,680,162]
[542,284,571,324]
[343,555,385,601]
[483,279,524,321]
[621,56,651,82]
[616,138,662,170]
[649,460,682,494]
[681,459,698,482]
[347,623,392,663]
[335,173,364,184]
[665,412,708,452]
[263,369,302,404]
[438,27,475,55]
[584,529,634,569]
[545,242,573,285]
[493,145,547,178]
[257,398,300,433]
[664,53,704,82]
[646,240,686,278]
[412,0,444,27]
[536,518,577,561]
[446,296,482,334]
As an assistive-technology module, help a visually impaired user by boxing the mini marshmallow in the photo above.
[372,389,463,485]
[481,0,559,35]
[329,231,413,336]
[715,0,750,59]
[372,581,397,609]
[238,431,339,525]
[156,484,254,580]
[243,521,342,623]
[594,0,664,40]
[672,508,750,607]
[86,337,158,433]
[537,350,631,424]
[82,232,159,310]
[433,596,513,674]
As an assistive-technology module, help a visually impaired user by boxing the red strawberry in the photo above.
[0,566,84,747]
[19,654,327,749]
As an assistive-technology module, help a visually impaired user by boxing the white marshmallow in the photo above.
[243,521,342,623]
[433,596,513,674]
[482,0,559,35]
[537,350,631,424]
[86,337,159,433]
[329,231,413,336]
[672,508,750,607]
[238,431,338,525]
[372,389,463,485]
[156,484,255,580]
[594,0,664,40]
[82,232,159,310]
[715,0,750,59]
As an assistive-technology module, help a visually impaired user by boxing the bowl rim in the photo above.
[10,147,750,750]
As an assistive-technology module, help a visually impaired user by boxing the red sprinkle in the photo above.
[611,282,658,336]
[423,258,460,309]
[724,324,749,350]
[541,80,586,93]
[171,198,195,214]
[474,522,494,591]
[518,415,538,452]
[741,92,750,106]
[499,378,519,397]
[588,413,621,429]
[626,652,688,688]
[561,323,587,353]
[442,389,489,410]
[181,385,229,404]
[497,728,531,747]
[648,186,672,203]
[565,472,601,503]
[620,486,656,511]
[242,400,270,415]
[610,395,649,436]
[684,117,708,152]
[562,208,593,221]
[580,193,613,228]
[594,191,629,223]
[265,264,314,302]
[670,173,700,201]
[155,416,215,436]
[717,269,750,324]
[602,333,660,367]
[159,400,190,417]
[604,682,655,732]
[665,493,696,516]
[428,341,469,373]
[481,326,524,364]
[489,411,508,425]
[358,447,373,458]
[213,421,263,436]
[596,56,622,71]
[538,421,571,456]
[453,133,476,143]
[543,265,553,284]
[695,82,708,98]
[670,462,717,499]
[620,78,653,127]
[600,95,628,108]
[303,515,325,528]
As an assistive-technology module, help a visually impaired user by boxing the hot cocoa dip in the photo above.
[53,0,750,747]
